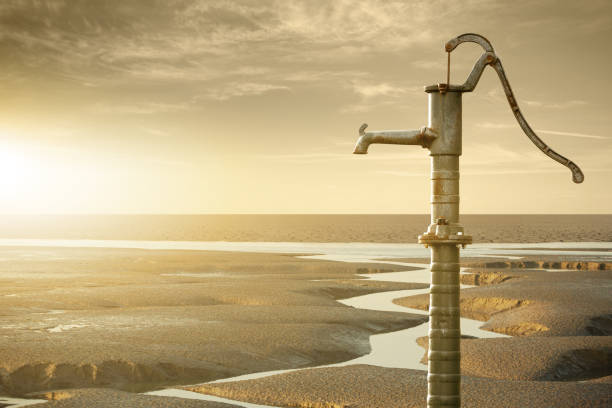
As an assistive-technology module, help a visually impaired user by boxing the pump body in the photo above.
[419,89,470,408]
[353,33,583,408]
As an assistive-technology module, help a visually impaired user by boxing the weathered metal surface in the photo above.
[421,90,466,408]
[353,124,437,154]
[490,59,585,183]
[427,92,462,156]
[445,32,495,53]
[443,33,584,184]
[353,32,583,408]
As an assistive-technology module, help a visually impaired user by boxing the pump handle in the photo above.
[445,33,494,53]
[446,33,584,184]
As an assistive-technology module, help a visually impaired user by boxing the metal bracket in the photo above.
[418,217,472,248]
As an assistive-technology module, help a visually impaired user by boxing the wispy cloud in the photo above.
[258,149,424,163]
[91,101,192,115]
[476,122,514,129]
[351,82,404,98]
[342,79,421,113]
[340,100,399,114]
[483,90,588,111]
[201,82,290,101]
[537,129,609,140]
[475,122,608,140]
[376,169,572,177]
[140,127,169,137]
[0,0,461,87]
[524,99,587,109]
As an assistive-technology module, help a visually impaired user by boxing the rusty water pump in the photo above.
[353,33,583,408]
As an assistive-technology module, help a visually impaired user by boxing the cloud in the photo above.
[375,170,429,177]
[340,99,400,114]
[376,168,573,177]
[258,149,425,163]
[476,122,608,140]
[476,122,515,129]
[140,127,169,137]
[524,100,587,109]
[351,82,403,98]
[202,82,290,101]
[0,1,450,85]
[342,79,421,113]
[536,129,609,140]
[91,101,192,115]
[2,0,610,90]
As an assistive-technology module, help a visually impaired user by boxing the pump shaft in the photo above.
[419,89,470,408]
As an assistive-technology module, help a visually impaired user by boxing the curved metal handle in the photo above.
[490,59,584,183]
[446,33,584,184]
[445,33,495,53]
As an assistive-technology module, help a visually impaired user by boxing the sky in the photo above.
[0,0,611,214]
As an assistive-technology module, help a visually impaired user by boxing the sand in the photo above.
[26,388,239,407]
[395,265,612,336]
[189,257,611,408]
[1,243,611,407]
[190,364,611,408]
[394,264,612,384]
[417,336,611,381]
[0,247,425,396]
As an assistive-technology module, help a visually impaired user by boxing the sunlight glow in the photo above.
[0,142,39,193]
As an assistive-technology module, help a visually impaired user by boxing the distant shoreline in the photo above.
[0,214,610,243]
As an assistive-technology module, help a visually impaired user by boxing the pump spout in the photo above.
[353,123,437,154]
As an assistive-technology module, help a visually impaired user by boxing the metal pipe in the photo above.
[419,89,469,408]
[352,32,582,408]
[353,124,437,154]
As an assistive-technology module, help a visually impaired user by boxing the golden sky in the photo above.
[0,0,610,214]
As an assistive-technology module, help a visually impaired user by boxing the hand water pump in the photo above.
[353,33,583,408]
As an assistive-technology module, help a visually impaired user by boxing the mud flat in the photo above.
[1,242,610,407]
[188,253,611,408]
[396,264,612,336]
[11,389,237,408]
[0,246,425,398]
[191,364,611,408]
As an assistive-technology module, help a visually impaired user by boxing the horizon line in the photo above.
[1,213,611,216]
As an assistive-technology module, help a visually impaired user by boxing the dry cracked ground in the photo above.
[0,247,610,407]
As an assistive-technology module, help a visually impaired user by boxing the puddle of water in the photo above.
[47,324,88,333]
[160,272,227,278]
[0,397,47,407]
[152,258,509,406]
[340,288,428,313]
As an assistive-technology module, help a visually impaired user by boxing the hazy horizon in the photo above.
[1,212,611,215]
[0,214,609,243]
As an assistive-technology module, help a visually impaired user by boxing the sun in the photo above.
[0,143,29,188]
[0,140,45,208]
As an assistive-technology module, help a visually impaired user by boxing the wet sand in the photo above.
[395,265,612,336]
[188,256,611,408]
[191,365,611,408]
[0,242,610,407]
[22,389,237,408]
[0,247,425,397]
